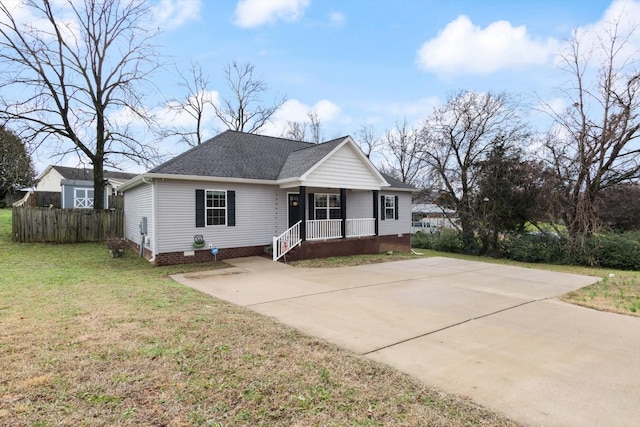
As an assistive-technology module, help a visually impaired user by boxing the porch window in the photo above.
[74,188,94,208]
[314,194,341,220]
[206,190,226,226]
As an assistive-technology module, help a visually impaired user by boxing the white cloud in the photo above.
[569,0,640,68]
[152,0,201,30]
[260,99,341,137]
[329,11,346,27]
[416,15,558,76]
[598,0,640,30]
[234,0,309,28]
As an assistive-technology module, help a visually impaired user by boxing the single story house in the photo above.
[36,165,136,208]
[119,130,414,265]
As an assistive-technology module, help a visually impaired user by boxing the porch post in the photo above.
[299,186,306,241]
[372,190,379,236]
[340,188,347,239]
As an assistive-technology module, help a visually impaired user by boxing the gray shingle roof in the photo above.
[150,130,348,180]
[148,130,413,190]
[277,137,344,179]
[380,173,416,190]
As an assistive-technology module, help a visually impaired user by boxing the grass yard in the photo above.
[0,208,518,427]
[292,249,640,317]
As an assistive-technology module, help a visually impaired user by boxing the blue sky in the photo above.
[14,0,640,173]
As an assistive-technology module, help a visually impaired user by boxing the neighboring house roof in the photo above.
[37,165,137,184]
[124,130,414,192]
[412,203,456,215]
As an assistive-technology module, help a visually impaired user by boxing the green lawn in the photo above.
[0,208,518,426]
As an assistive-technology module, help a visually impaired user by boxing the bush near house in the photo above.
[412,229,465,253]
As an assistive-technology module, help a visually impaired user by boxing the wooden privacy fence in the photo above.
[12,207,124,243]
[14,191,122,209]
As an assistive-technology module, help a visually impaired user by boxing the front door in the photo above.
[288,194,301,227]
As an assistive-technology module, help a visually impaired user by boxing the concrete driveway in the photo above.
[172,256,640,427]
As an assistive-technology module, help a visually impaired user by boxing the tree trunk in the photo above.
[93,160,104,210]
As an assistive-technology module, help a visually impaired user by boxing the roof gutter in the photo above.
[119,172,414,193]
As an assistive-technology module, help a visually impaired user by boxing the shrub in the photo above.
[584,234,640,270]
[502,233,566,264]
[432,228,464,253]
[411,229,464,253]
[411,231,434,249]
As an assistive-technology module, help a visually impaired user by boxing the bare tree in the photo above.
[307,110,322,143]
[542,18,640,237]
[214,61,286,134]
[0,0,159,210]
[163,61,216,147]
[355,123,382,158]
[420,91,529,249]
[282,110,323,143]
[382,117,425,185]
[282,120,308,141]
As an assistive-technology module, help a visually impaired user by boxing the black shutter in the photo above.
[394,195,399,220]
[380,195,386,220]
[308,193,315,220]
[227,190,236,226]
[195,189,205,227]
[340,188,347,238]
[372,190,379,235]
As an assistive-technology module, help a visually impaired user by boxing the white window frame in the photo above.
[314,193,341,220]
[74,188,94,208]
[384,195,395,220]
[206,190,227,226]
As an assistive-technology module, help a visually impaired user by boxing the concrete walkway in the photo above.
[172,256,640,427]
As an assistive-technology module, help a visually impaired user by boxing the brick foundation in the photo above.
[283,234,411,261]
[152,244,266,266]
[127,234,410,266]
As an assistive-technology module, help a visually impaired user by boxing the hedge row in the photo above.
[412,230,640,271]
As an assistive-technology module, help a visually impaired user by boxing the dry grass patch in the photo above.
[0,209,518,426]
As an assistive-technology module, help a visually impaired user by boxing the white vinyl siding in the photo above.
[304,144,383,190]
[155,180,277,253]
[379,191,412,236]
[276,188,290,235]
[36,169,64,192]
[124,183,153,249]
[346,190,373,219]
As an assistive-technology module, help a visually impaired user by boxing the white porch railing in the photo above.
[274,218,378,260]
[346,218,376,237]
[306,219,342,240]
[306,218,376,240]
[273,220,302,261]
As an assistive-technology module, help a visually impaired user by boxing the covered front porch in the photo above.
[273,185,383,261]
